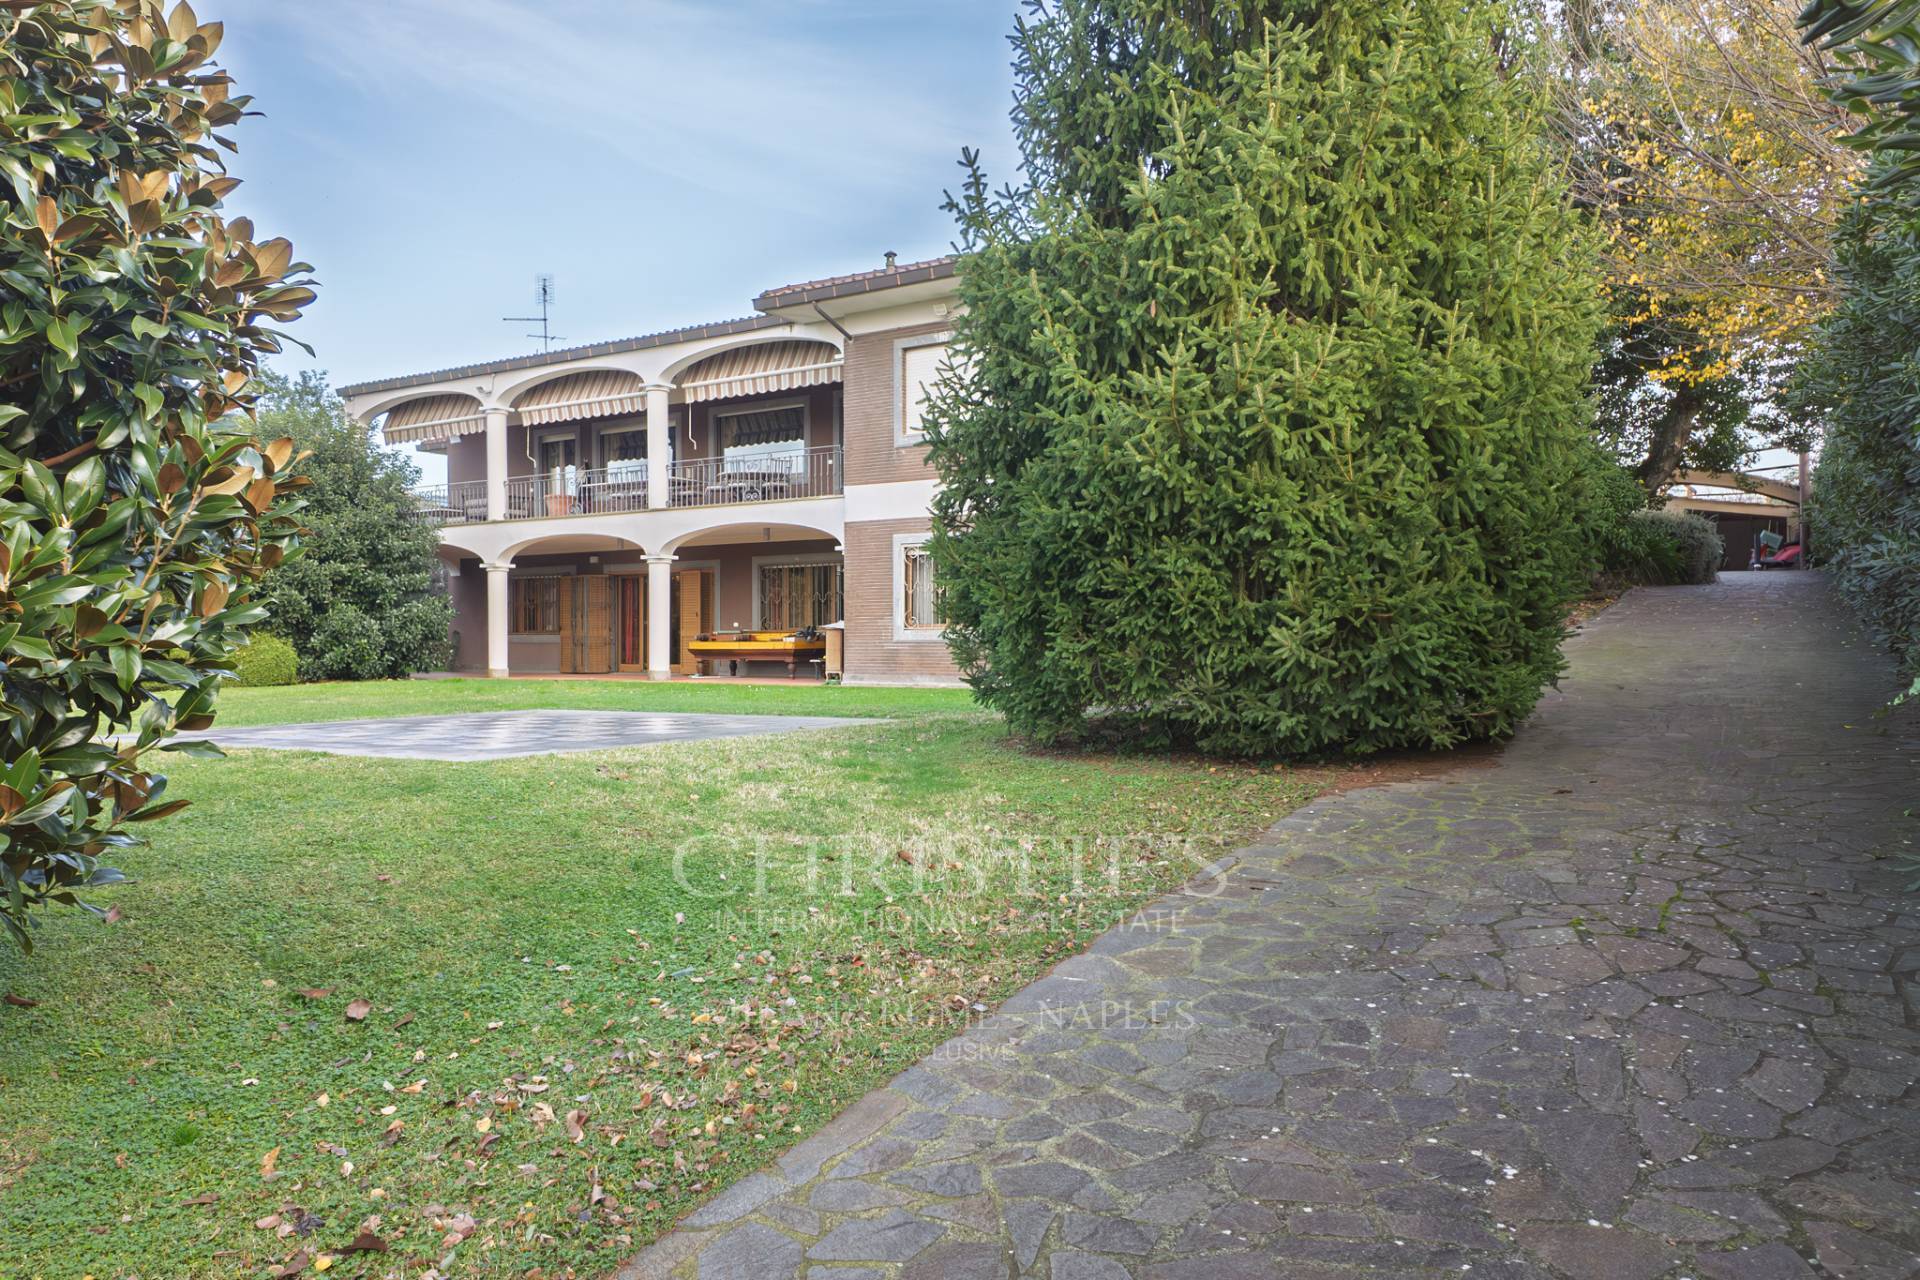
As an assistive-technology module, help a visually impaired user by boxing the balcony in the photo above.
[665,445,840,508]
[407,479,487,525]
[409,446,841,525]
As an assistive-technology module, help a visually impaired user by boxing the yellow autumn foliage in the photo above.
[1554,0,1861,380]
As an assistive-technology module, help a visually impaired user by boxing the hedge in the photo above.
[230,635,298,687]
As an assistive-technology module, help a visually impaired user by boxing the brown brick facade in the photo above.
[841,517,961,684]
[842,320,949,487]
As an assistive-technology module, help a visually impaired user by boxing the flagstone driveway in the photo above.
[616,572,1920,1280]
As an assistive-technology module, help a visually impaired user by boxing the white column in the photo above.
[484,407,509,521]
[645,384,671,509]
[484,562,511,678]
[645,554,674,680]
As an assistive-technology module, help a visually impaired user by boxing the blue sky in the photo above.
[206,1,1018,393]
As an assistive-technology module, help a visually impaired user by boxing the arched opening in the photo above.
[500,370,653,518]
[375,394,489,522]
[664,340,844,509]
[666,522,844,679]
[454,533,652,677]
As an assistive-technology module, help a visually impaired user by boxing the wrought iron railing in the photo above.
[425,450,838,523]
[501,468,649,519]
[406,479,488,524]
[666,445,840,509]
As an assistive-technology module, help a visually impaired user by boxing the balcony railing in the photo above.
[409,448,842,524]
[503,468,651,519]
[667,445,840,509]
[406,479,488,525]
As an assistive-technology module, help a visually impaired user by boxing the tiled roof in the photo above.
[753,255,958,308]
[337,314,789,400]
[339,252,961,402]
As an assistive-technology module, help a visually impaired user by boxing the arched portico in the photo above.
[448,516,847,681]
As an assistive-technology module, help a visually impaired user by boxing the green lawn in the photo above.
[0,681,1319,1279]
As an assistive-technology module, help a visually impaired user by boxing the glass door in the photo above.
[538,434,578,513]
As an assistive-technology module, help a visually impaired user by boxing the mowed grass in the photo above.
[0,682,1320,1279]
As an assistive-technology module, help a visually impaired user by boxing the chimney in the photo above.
[883,250,898,270]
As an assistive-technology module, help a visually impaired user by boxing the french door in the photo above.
[539,435,578,497]
[615,575,645,670]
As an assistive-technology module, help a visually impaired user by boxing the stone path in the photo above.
[616,573,1920,1280]
[188,709,878,760]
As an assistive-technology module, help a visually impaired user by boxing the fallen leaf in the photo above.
[344,998,371,1022]
[565,1109,587,1144]
[4,994,38,1008]
[474,1115,492,1134]
[274,1250,309,1278]
[340,1230,387,1254]
[255,1214,283,1231]
[181,1192,218,1206]
[294,988,331,1001]
[260,1146,280,1178]
[380,1120,404,1147]
[104,905,123,924]
[391,1012,414,1030]
[399,1079,426,1095]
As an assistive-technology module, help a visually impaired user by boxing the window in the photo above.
[894,331,970,444]
[899,342,946,441]
[600,427,645,480]
[511,577,560,634]
[904,546,942,629]
[759,562,842,630]
[718,405,806,472]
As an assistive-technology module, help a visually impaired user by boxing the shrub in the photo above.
[1626,510,1723,585]
[230,635,298,687]
[1576,452,1656,584]
[0,3,313,949]
[925,1,1602,757]
[306,604,386,682]
[1794,164,1920,699]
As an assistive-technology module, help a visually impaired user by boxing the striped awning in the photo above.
[679,341,842,404]
[516,370,647,426]
[380,395,486,445]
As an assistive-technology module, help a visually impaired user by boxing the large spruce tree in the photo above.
[925,0,1603,756]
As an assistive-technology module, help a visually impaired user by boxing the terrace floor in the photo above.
[621,572,1920,1280]
[184,708,879,761]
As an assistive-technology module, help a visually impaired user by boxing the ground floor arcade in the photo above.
[437,514,961,685]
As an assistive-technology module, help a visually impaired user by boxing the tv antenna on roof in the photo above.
[504,274,560,351]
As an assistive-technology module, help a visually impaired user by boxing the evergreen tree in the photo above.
[254,371,453,680]
[925,0,1604,756]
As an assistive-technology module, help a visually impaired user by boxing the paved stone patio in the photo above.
[616,573,1920,1280]
[188,709,878,760]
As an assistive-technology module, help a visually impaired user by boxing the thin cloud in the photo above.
[228,0,988,209]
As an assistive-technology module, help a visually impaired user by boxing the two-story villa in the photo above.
[339,255,963,685]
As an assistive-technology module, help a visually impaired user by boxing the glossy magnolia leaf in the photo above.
[0,0,311,950]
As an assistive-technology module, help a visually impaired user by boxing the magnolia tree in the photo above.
[0,0,312,949]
